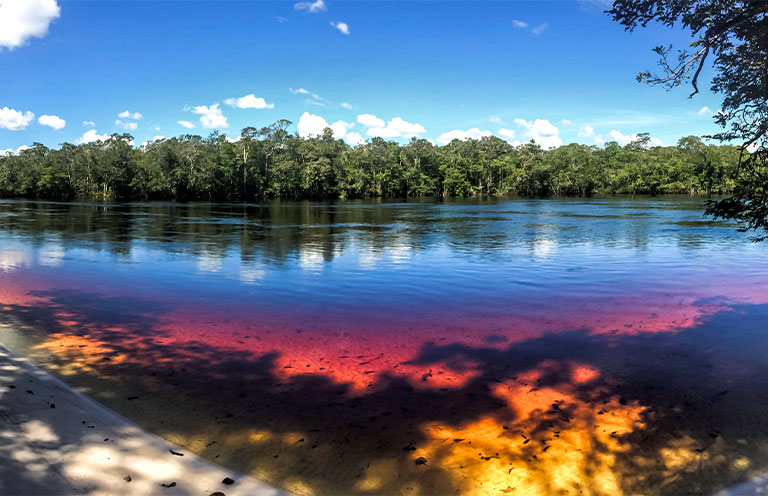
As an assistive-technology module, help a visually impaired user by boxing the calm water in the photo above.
[1,197,767,495]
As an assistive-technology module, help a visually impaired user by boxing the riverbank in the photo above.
[0,343,288,496]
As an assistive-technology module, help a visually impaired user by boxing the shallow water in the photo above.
[1,197,767,495]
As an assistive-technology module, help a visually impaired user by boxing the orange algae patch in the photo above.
[413,362,646,496]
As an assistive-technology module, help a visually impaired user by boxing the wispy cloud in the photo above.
[294,0,326,13]
[532,22,549,35]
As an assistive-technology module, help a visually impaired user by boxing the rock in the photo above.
[415,457,427,465]
[160,482,177,488]
[222,477,235,485]
[123,476,132,482]
[169,449,184,456]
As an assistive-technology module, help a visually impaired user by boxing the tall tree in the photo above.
[608,0,768,239]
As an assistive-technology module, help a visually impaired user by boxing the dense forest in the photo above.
[0,122,743,201]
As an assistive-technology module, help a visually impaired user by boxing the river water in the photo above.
[0,197,767,495]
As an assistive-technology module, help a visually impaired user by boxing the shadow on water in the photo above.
[2,288,768,495]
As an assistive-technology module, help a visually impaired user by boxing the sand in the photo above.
[0,344,290,496]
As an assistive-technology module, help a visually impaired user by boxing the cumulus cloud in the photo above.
[38,114,65,130]
[341,102,353,110]
[297,112,363,145]
[607,129,663,147]
[698,106,713,116]
[561,119,572,125]
[497,128,516,140]
[224,94,275,109]
[0,107,35,130]
[331,22,350,35]
[294,0,326,13]
[115,119,138,131]
[82,120,95,127]
[178,120,195,129]
[1,144,30,155]
[345,131,366,146]
[514,118,562,148]
[437,128,492,144]
[512,20,528,28]
[578,125,595,137]
[532,22,549,35]
[357,114,385,128]
[0,0,60,50]
[141,135,166,147]
[118,110,142,120]
[489,115,505,124]
[188,103,228,129]
[75,129,110,144]
[357,114,426,139]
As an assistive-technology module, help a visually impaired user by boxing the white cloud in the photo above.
[141,135,166,147]
[561,119,572,125]
[532,22,549,35]
[607,129,663,147]
[437,128,492,144]
[345,131,366,146]
[38,114,65,130]
[188,103,228,129]
[512,20,528,28]
[489,115,505,124]
[82,120,95,127]
[341,102,353,110]
[357,113,385,128]
[497,128,516,140]
[294,0,326,13]
[224,94,275,109]
[151,124,160,131]
[578,125,595,137]
[1,144,30,155]
[114,119,138,131]
[331,22,350,35]
[0,107,34,130]
[358,114,426,139]
[75,129,109,144]
[297,112,364,145]
[178,120,195,129]
[0,0,60,50]
[276,16,289,23]
[698,106,713,116]
[118,110,142,120]
[515,118,562,148]
[289,87,323,106]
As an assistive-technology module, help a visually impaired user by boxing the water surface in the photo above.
[1,197,767,495]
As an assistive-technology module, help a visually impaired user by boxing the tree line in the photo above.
[0,123,742,202]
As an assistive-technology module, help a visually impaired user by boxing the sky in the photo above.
[0,0,725,154]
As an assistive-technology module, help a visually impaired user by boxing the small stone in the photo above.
[222,477,235,485]
[160,482,176,488]
[169,450,184,456]
[210,493,226,496]
[123,476,132,482]
[50,404,55,409]
[415,457,427,465]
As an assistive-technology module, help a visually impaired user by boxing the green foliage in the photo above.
[0,127,741,202]
[609,0,768,238]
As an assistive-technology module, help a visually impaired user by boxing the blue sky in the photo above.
[0,0,724,152]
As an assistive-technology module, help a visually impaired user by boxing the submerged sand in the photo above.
[0,343,288,496]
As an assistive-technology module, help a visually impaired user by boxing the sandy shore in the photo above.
[0,344,290,496]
